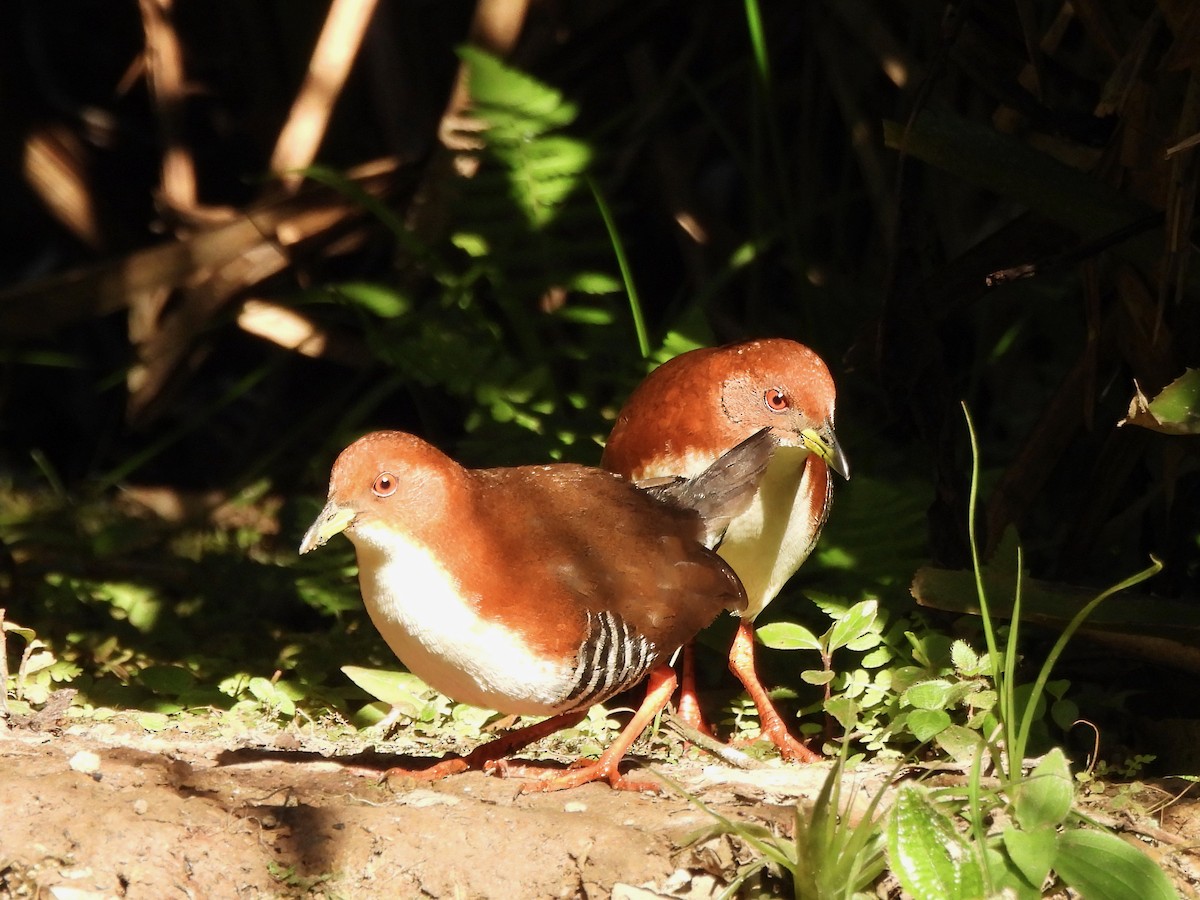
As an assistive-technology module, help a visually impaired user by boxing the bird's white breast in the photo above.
[717,445,820,619]
[348,521,574,715]
[641,444,819,620]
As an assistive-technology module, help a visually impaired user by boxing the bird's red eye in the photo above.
[372,472,397,497]
[764,387,790,412]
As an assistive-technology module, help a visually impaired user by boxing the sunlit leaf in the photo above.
[1120,369,1200,435]
[756,621,821,651]
[903,680,954,710]
[887,784,984,900]
[907,708,951,741]
[1015,748,1074,832]
[828,600,878,652]
[1002,824,1058,890]
[1054,827,1177,900]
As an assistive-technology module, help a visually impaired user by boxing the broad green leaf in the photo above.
[828,599,878,652]
[139,665,197,696]
[824,696,859,731]
[248,677,296,717]
[1121,368,1200,435]
[756,621,821,652]
[341,666,431,719]
[905,631,953,669]
[845,631,883,651]
[903,679,954,710]
[967,688,997,711]
[860,646,893,668]
[1054,827,1178,900]
[2,621,36,640]
[989,844,1043,900]
[137,712,171,732]
[1051,697,1080,730]
[1015,748,1074,830]
[801,669,836,686]
[907,708,951,742]
[887,784,984,900]
[450,232,490,257]
[21,650,56,676]
[1003,824,1058,889]
[933,725,980,764]
[950,640,979,673]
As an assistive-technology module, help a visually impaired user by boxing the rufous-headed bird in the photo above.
[301,427,776,791]
[603,338,847,762]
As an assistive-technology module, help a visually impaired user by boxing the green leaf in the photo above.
[801,669,836,686]
[1051,697,1079,730]
[905,631,953,669]
[907,708,951,742]
[139,665,197,696]
[137,712,171,732]
[933,724,979,764]
[565,271,620,294]
[1015,748,1074,830]
[1002,824,1058,889]
[887,784,984,900]
[95,582,161,633]
[334,282,411,318]
[450,232,490,257]
[248,677,296,717]
[21,650,56,676]
[341,666,432,719]
[2,621,37,641]
[903,679,954,710]
[756,621,821,652]
[1122,368,1200,435]
[845,631,883,652]
[824,696,859,731]
[462,46,577,130]
[1054,827,1178,900]
[949,640,979,673]
[860,646,893,668]
[828,599,878,652]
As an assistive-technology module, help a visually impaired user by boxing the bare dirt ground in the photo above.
[1,719,1198,899]
[0,718,854,900]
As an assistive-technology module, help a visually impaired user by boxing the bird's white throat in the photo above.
[347,521,575,715]
[718,444,821,617]
[651,444,820,619]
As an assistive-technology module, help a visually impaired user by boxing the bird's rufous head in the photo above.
[604,338,848,480]
[299,431,459,555]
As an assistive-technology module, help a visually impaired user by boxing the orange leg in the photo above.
[385,708,588,783]
[729,620,821,763]
[520,664,678,793]
[675,641,715,737]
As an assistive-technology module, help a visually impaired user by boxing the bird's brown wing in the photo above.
[638,427,776,549]
[468,465,746,660]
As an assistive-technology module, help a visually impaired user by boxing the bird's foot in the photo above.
[478,755,661,793]
[751,725,822,764]
[517,757,662,794]
[382,756,469,785]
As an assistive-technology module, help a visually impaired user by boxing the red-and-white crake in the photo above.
[602,338,848,763]
[300,427,776,792]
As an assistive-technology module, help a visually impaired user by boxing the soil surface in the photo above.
[1,719,1197,899]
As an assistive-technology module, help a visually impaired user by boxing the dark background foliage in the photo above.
[1,0,1198,738]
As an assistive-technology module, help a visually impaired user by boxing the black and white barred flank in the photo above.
[560,609,657,712]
